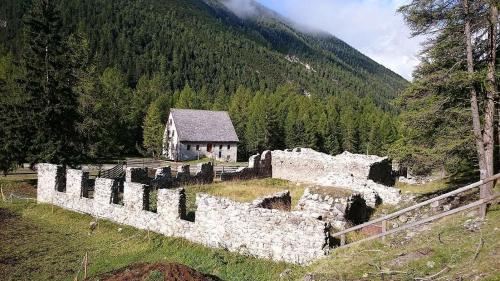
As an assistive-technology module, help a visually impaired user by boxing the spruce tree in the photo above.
[20,0,81,165]
[0,53,26,174]
[143,99,165,157]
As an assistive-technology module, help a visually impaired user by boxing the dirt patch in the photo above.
[389,248,433,267]
[93,262,222,281]
[0,181,37,198]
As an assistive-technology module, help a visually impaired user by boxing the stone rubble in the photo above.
[271,148,401,206]
[295,188,370,229]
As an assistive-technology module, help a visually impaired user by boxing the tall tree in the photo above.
[0,52,26,174]
[399,0,498,210]
[143,95,170,157]
[228,85,252,160]
[20,0,82,165]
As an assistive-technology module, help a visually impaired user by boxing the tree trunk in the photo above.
[463,0,493,206]
[482,1,497,181]
[486,3,498,176]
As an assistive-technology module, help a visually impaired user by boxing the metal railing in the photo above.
[332,173,500,248]
[99,163,125,180]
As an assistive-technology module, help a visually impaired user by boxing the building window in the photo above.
[207,143,213,152]
[219,144,223,150]
[227,144,231,150]
[187,144,191,151]
[196,145,200,151]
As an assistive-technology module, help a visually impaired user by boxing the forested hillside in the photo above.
[0,0,408,169]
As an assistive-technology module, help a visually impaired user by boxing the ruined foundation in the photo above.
[271,148,401,206]
[37,164,330,265]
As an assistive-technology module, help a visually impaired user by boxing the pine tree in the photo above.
[245,92,270,154]
[228,85,252,160]
[20,0,82,165]
[212,86,229,111]
[175,83,197,109]
[0,53,26,174]
[143,99,165,157]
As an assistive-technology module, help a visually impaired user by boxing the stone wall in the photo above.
[125,163,214,188]
[295,188,370,229]
[220,150,272,181]
[37,163,330,265]
[271,148,401,206]
[251,190,291,211]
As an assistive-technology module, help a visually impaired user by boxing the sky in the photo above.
[254,0,423,80]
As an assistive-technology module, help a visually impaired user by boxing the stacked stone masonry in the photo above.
[295,188,370,229]
[37,164,330,265]
[271,148,401,206]
[220,150,272,181]
[125,162,214,189]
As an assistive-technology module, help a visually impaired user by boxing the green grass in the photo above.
[306,204,500,280]
[0,200,301,281]
[1,178,499,281]
[184,178,306,212]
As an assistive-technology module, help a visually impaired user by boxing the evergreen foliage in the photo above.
[0,0,405,168]
[19,0,82,165]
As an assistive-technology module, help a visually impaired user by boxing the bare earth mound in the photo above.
[94,262,221,281]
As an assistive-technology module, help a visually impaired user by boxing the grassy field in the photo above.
[1,178,499,280]
[184,178,307,211]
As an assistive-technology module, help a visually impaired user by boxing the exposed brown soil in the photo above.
[389,248,434,267]
[93,262,222,281]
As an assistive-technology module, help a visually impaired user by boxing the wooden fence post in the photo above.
[382,220,387,241]
[340,234,346,246]
[479,204,487,219]
[84,252,88,279]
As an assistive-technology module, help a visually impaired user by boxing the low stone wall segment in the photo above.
[271,148,401,205]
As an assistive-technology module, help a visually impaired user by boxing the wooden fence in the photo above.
[125,158,243,176]
[332,173,500,248]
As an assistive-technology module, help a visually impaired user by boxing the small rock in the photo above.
[426,261,435,268]
[398,215,408,223]
[443,204,452,211]
[89,221,97,232]
[118,227,123,232]
[279,268,292,279]
[430,201,440,208]
[303,273,316,281]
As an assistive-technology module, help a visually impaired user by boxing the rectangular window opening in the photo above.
[196,145,200,151]
[227,144,231,150]
[187,144,191,151]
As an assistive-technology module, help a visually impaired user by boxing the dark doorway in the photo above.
[207,143,213,152]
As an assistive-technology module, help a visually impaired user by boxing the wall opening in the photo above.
[147,186,158,213]
[111,182,124,205]
[56,166,66,192]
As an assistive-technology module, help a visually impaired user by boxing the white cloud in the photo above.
[256,0,424,80]
[222,0,258,18]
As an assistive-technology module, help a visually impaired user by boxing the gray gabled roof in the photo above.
[170,109,239,142]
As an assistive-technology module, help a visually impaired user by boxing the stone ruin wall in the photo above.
[220,150,272,181]
[37,164,330,265]
[295,188,370,230]
[271,148,401,206]
[126,162,214,189]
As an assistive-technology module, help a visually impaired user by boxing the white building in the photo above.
[163,109,239,162]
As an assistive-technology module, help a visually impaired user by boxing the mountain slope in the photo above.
[1,0,407,107]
